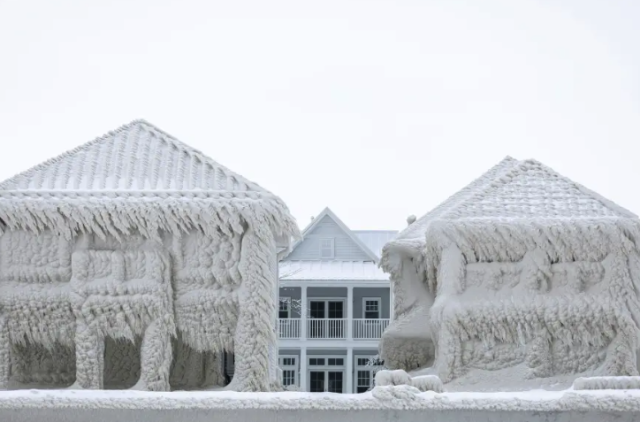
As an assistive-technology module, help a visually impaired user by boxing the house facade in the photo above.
[277,208,397,393]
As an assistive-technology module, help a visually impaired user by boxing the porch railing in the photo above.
[307,318,347,339]
[352,319,390,339]
[277,318,391,340]
[278,318,301,339]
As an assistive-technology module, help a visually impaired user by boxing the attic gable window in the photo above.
[320,238,335,259]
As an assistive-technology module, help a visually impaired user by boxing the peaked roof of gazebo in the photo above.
[0,120,270,194]
[381,157,639,275]
[439,158,636,221]
[0,120,298,240]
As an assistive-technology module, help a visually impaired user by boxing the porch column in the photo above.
[300,285,307,340]
[300,347,307,391]
[346,347,353,394]
[347,286,354,340]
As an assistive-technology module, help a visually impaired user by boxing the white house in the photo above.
[380,157,640,383]
[277,208,397,393]
[0,120,298,392]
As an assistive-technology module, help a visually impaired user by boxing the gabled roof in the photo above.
[0,120,299,240]
[353,230,398,258]
[0,120,269,194]
[283,207,380,262]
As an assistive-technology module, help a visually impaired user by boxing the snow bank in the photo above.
[411,375,444,393]
[0,388,639,413]
[374,370,412,387]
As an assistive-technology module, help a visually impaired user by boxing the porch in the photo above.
[277,284,393,341]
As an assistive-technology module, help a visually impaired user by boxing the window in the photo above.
[327,358,344,366]
[281,357,295,366]
[282,370,296,386]
[309,358,325,366]
[357,370,371,393]
[320,238,335,259]
[279,297,291,319]
[279,356,298,387]
[355,355,384,394]
[363,298,381,319]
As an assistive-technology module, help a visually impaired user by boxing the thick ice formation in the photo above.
[380,157,640,385]
[0,120,299,392]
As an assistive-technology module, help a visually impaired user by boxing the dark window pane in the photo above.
[328,301,344,318]
[328,371,343,393]
[310,301,325,319]
[310,371,325,393]
[282,370,296,386]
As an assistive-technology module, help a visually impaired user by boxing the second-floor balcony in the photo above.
[278,318,390,340]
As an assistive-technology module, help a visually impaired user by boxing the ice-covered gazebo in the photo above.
[380,157,640,383]
[0,120,298,392]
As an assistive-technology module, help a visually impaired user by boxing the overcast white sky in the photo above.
[1,0,639,231]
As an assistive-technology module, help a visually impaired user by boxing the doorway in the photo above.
[308,300,345,338]
[309,371,344,393]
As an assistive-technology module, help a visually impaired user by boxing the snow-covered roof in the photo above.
[0,120,270,194]
[392,156,519,243]
[439,159,636,221]
[353,230,398,258]
[279,260,389,281]
[381,157,640,277]
[0,120,299,240]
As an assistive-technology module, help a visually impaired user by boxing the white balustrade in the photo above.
[278,318,390,340]
[352,319,390,339]
[278,319,301,339]
[307,318,347,339]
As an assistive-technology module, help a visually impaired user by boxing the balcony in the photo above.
[352,318,390,339]
[278,319,301,339]
[277,318,390,340]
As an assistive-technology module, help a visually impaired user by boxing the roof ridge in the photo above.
[393,156,519,241]
[0,119,142,190]
[439,158,636,220]
[0,120,270,194]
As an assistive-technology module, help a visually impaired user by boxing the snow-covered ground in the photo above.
[1,386,639,421]
[0,386,639,411]
[410,364,586,392]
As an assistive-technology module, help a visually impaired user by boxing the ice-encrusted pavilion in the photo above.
[380,157,640,382]
[0,120,298,391]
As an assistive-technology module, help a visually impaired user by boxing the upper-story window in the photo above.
[363,298,381,319]
[320,238,335,259]
[279,297,291,319]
